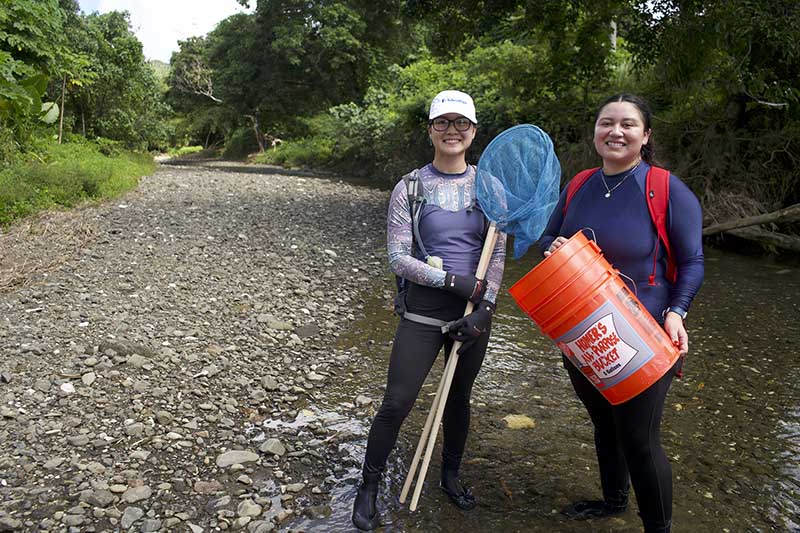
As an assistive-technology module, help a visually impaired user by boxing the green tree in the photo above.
[167,36,237,148]
[65,11,170,149]
[0,0,67,153]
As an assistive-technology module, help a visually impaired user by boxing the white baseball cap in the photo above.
[428,90,477,124]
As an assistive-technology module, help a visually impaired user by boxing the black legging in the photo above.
[364,316,490,475]
[565,356,679,533]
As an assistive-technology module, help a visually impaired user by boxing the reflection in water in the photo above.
[291,247,799,532]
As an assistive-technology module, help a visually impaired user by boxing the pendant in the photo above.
[604,192,611,198]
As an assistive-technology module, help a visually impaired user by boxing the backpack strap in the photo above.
[563,165,676,286]
[645,166,676,285]
[396,170,427,293]
[563,167,600,216]
[402,169,423,220]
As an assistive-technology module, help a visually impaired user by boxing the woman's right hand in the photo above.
[544,236,568,257]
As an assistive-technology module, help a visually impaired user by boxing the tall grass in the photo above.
[0,140,155,227]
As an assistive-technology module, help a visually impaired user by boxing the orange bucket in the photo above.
[509,231,679,405]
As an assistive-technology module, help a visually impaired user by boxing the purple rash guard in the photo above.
[539,163,704,321]
[387,163,506,303]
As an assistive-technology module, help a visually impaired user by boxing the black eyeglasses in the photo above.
[429,117,474,132]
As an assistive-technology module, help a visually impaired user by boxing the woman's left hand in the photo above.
[663,312,688,354]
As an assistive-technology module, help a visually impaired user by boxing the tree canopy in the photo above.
[2,0,797,222]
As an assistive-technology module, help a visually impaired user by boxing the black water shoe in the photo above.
[440,472,477,511]
[561,499,627,520]
[352,471,381,531]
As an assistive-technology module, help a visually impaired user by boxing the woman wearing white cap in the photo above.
[352,90,506,530]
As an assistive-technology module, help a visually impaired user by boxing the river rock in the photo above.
[502,414,536,429]
[120,507,144,529]
[126,354,147,368]
[354,395,372,407]
[285,483,305,493]
[215,450,259,467]
[0,517,22,530]
[0,162,390,532]
[84,489,115,508]
[121,485,152,503]
[259,439,286,457]
[194,480,223,494]
[261,376,279,391]
[237,499,262,517]
[140,518,162,532]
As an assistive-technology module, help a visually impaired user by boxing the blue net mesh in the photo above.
[476,124,561,259]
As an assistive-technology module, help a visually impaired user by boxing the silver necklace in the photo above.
[601,161,641,198]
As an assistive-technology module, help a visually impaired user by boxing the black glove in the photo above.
[444,272,487,304]
[449,300,495,353]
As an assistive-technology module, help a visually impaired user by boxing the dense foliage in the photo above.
[0,0,170,160]
[0,137,155,226]
[165,0,800,222]
[0,0,165,225]
[2,0,798,229]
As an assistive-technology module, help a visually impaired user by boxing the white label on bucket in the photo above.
[555,299,655,390]
[563,313,638,379]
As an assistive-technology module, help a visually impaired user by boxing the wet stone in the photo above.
[303,505,332,520]
[250,521,275,533]
[284,483,305,493]
[237,500,262,518]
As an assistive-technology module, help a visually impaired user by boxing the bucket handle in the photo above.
[580,227,638,297]
[580,227,597,243]
[617,270,638,297]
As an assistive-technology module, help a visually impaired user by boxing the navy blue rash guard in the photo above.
[539,162,704,321]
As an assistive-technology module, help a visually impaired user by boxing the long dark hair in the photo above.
[595,93,656,165]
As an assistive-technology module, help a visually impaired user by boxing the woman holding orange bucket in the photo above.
[539,94,704,533]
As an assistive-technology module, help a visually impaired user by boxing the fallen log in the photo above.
[724,226,800,253]
[703,203,800,236]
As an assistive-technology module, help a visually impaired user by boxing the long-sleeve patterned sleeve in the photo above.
[386,180,447,288]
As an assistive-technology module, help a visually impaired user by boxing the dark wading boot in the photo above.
[641,514,672,533]
[440,467,477,511]
[352,471,381,531]
[561,489,628,520]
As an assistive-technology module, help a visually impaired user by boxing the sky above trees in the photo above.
[76,0,253,62]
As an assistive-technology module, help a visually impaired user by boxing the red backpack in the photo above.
[563,166,676,286]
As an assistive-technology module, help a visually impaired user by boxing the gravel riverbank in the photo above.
[0,162,388,532]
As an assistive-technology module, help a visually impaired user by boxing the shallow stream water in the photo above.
[291,246,799,532]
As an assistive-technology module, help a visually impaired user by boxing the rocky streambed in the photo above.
[0,161,390,532]
[2,161,799,533]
